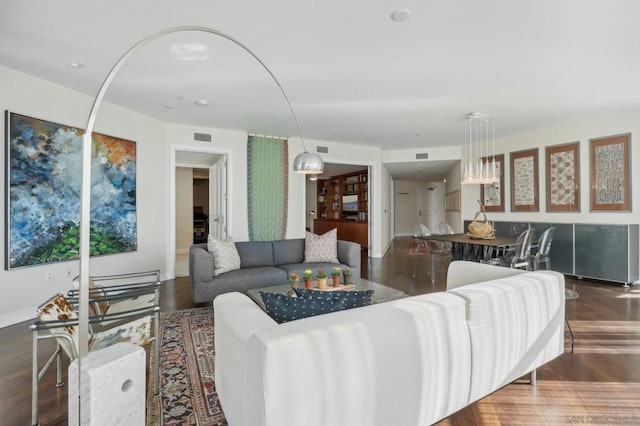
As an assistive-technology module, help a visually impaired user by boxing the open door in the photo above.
[209,156,227,239]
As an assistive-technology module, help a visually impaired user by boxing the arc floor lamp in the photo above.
[77,25,323,421]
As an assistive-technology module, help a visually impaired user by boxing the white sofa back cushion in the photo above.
[216,291,472,426]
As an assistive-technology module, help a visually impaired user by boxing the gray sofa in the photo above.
[189,238,362,303]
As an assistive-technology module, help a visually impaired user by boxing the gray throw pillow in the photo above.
[207,235,241,276]
[304,228,339,263]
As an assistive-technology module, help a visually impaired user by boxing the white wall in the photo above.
[460,109,640,226]
[383,145,460,163]
[296,138,384,256]
[393,180,419,236]
[378,165,393,256]
[445,161,462,232]
[166,124,247,242]
[305,179,317,232]
[0,66,168,327]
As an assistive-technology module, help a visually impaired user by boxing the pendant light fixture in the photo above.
[461,112,499,184]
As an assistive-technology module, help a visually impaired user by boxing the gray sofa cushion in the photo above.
[273,239,305,265]
[192,266,287,303]
[236,241,275,268]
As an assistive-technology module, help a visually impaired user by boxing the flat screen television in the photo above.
[342,194,358,212]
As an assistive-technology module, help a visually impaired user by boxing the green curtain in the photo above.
[247,135,288,241]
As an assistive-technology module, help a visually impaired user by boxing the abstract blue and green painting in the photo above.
[6,112,137,269]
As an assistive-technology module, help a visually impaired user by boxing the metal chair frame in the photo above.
[531,227,556,271]
[489,228,535,270]
[413,224,450,284]
[30,270,160,426]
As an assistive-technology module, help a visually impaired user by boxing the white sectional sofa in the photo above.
[213,261,565,425]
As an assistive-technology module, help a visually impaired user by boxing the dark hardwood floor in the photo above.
[2,237,639,424]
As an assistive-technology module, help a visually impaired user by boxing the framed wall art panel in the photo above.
[480,154,504,212]
[510,148,539,212]
[590,133,631,212]
[546,142,580,212]
[5,111,137,269]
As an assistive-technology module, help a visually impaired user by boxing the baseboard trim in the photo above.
[0,307,34,328]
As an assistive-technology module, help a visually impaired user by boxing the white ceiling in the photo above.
[3,1,640,181]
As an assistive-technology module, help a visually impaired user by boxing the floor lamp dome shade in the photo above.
[293,151,324,174]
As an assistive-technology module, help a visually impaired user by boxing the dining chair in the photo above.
[438,222,455,235]
[489,228,535,270]
[412,223,430,255]
[413,225,450,283]
[30,270,161,426]
[531,227,556,271]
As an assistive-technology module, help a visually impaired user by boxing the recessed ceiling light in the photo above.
[195,99,209,106]
[164,104,174,109]
[391,8,411,22]
[67,62,84,69]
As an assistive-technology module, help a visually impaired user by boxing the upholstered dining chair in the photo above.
[30,270,161,426]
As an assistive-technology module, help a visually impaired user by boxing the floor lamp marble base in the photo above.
[68,344,145,425]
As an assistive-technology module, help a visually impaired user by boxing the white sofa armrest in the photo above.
[213,292,277,426]
[449,270,565,402]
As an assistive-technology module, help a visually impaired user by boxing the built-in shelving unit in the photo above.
[315,169,368,248]
[317,170,368,221]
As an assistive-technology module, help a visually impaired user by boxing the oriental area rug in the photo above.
[147,307,228,425]
[147,307,640,425]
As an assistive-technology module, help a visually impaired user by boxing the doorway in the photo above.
[306,162,372,257]
[169,147,229,279]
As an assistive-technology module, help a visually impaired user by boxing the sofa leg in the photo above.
[529,369,537,386]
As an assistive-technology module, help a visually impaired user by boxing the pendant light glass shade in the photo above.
[461,112,499,185]
[293,151,324,174]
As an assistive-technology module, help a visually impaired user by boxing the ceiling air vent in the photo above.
[415,153,428,159]
[316,146,329,153]
[194,132,212,142]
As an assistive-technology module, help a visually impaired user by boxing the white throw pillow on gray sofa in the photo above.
[208,235,241,276]
[304,229,339,263]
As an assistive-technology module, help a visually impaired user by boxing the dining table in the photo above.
[418,233,517,263]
